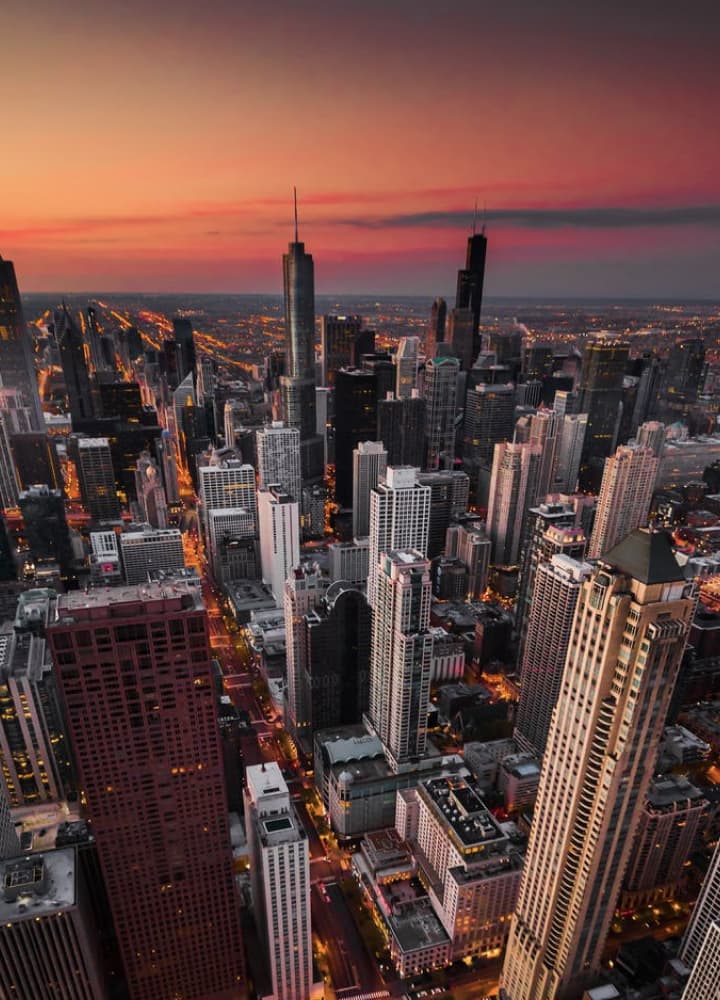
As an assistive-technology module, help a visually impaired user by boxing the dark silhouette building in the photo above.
[321,315,373,385]
[577,339,629,491]
[54,304,97,427]
[378,391,426,468]
[18,485,74,583]
[334,368,377,507]
[0,257,44,430]
[426,296,447,359]
[455,229,487,364]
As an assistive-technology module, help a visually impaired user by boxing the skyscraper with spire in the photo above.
[0,257,44,430]
[455,214,488,365]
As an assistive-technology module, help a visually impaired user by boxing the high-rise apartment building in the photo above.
[284,562,327,742]
[417,470,470,559]
[369,550,433,770]
[258,487,300,604]
[588,445,658,558]
[244,763,312,1000]
[378,390,426,468]
[486,441,543,567]
[0,257,44,430]
[73,436,121,523]
[502,530,695,999]
[198,453,257,541]
[0,849,108,999]
[514,554,592,756]
[635,419,667,458]
[552,413,588,493]
[424,354,459,471]
[367,466,431,608]
[444,519,492,598]
[680,837,720,972]
[682,921,720,1000]
[455,228,488,363]
[353,441,388,538]
[119,526,185,584]
[47,582,245,1000]
[396,336,420,398]
[256,422,302,502]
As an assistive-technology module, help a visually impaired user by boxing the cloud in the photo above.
[331,205,720,230]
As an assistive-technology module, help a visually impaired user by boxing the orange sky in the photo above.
[3,0,720,296]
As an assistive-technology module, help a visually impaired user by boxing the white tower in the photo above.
[256,421,302,502]
[352,441,387,538]
[588,445,658,558]
[486,441,543,566]
[367,466,430,608]
[258,487,300,605]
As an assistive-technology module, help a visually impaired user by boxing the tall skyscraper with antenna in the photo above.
[455,209,488,365]
[0,257,45,430]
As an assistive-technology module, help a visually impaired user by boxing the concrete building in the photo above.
[284,562,327,742]
[244,763,312,1000]
[256,422,302,502]
[588,445,659,558]
[328,538,370,585]
[367,466,431,608]
[656,434,720,490]
[369,551,434,770]
[429,627,466,682]
[258,487,300,605]
[552,412,588,494]
[207,508,258,584]
[198,453,257,543]
[444,520,491,599]
[134,450,168,528]
[680,836,720,971]
[47,581,245,1000]
[486,441,543,567]
[74,436,121,523]
[682,919,720,1000]
[417,470,470,559]
[499,754,542,812]
[396,336,420,399]
[424,355,459,471]
[119,526,185,584]
[352,441,387,539]
[0,849,107,999]
[502,531,696,1000]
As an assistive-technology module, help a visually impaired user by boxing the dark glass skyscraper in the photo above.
[455,228,487,364]
[334,368,377,507]
[577,339,629,491]
[281,224,317,439]
[54,303,96,427]
[0,257,44,430]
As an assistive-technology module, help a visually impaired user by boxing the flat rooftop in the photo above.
[389,894,450,953]
[0,849,76,922]
[421,776,504,848]
[55,579,204,618]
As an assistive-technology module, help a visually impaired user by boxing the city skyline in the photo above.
[3,0,720,297]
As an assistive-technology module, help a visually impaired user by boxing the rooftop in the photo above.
[54,579,203,619]
[421,776,504,849]
[603,528,685,585]
[0,849,76,922]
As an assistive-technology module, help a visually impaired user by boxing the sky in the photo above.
[3,0,720,298]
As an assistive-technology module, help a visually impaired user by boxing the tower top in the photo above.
[293,186,298,242]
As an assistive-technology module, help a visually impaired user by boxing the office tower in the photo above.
[680,837,720,971]
[284,562,327,743]
[378,390,426,468]
[577,338,630,491]
[0,779,19,858]
[516,509,587,659]
[156,429,180,504]
[396,336,420,398]
[502,530,695,1000]
[73,436,121,523]
[447,307,474,371]
[315,385,330,461]
[487,327,524,377]
[301,483,325,538]
[588,445,658,558]
[48,582,245,1000]
[119,526,185,584]
[486,441,543,566]
[258,487,300,604]
[320,314,371,385]
[631,354,664,430]
[417,470,470,558]
[280,204,319,457]
[661,337,705,419]
[636,419,666,458]
[89,529,122,584]
[0,849,108,999]
[134,450,169,527]
[0,257,44,430]
[334,367,377,507]
[18,485,74,582]
[424,354,459,471]
[10,430,61,491]
[462,382,515,499]
[224,399,245,450]
[514,554,592,756]
[208,510,258,584]
[0,516,15,582]
[304,582,371,735]
[171,316,196,384]
[244,763,312,1000]
[54,303,96,426]
[455,227,488,363]
[367,466,431,608]
[352,441,387,538]
[683,920,720,1000]
[256,421,302,501]
[622,775,706,905]
[0,415,19,509]
[198,452,257,541]
[444,519,491,598]
[328,537,370,585]
[426,296,447,359]
[523,342,555,381]
[0,589,74,806]
[522,408,559,502]
[552,413,588,493]
[369,550,433,769]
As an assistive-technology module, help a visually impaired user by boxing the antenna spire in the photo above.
[482,201,487,236]
[293,186,299,242]
[472,199,478,236]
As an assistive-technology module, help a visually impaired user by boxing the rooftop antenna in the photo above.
[472,199,478,236]
[293,186,299,242]
[482,201,487,236]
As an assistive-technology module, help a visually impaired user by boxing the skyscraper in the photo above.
[284,561,327,743]
[462,382,515,500]
[198,452,257,542]
[486,441,543,567]
[396,336,420,398]
[426,297,447,359]
[417,470,470,559]
[514,554,592,756]
[588,445,658,558]
[18,485,75,582]
[455,227,488,364]
[576,338,629,492]
[256,422,302,501]
[48,581,245,1000]
[424,354,459,471]
[258,487,300,604]
[369,550,433,770]
[502,530,695,1000]
[320,314,368,385]
[54,303,96,427]
[552,413,588,493]
[352,441,388,538]
[367,466,431,608]
[134,450,169,527]
[171,316,197,385]
[334,367,377,508]
[447,307,474,371]
[377,390,426,468]
[0,257,44,431]
[119,526,186,584]
[244,763,312,1000]
[680,836,720,972]
[73,436,121,523]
